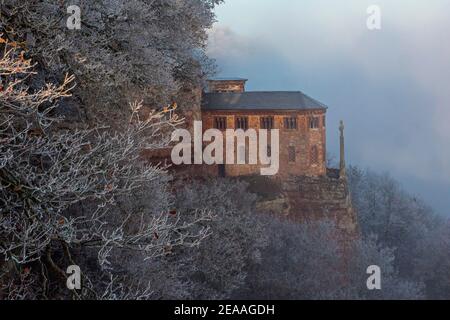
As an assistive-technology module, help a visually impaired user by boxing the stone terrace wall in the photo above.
[253,169,358,235]
[283,171,358,234]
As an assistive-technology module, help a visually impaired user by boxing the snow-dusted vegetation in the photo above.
[1,0,449,300]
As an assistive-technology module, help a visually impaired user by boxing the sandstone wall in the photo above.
[283,171,357,234]
[250,170,358,235]
[202,110,327,178]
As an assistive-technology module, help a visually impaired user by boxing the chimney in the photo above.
[207,78,248,93]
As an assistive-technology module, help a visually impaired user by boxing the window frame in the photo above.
[214,117,227,130]
[237,144,247,164]
[288,146,296,163]
[309,116,320,129]
[310,145,319,166]
[284,117,298,130]
[260,116,274,130]
[235,116,249,130]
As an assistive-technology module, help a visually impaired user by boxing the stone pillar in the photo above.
[339,120,346,178]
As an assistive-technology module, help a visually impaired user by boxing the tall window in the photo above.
[238,145,247,164]
[236,117,249,130]
[322,115,326,128]
[310,145,319,165]
[284,117,297,130]
[288,146,296,163]
[309,117,320,129]
[260,116,274,129]
[214,117,227,130]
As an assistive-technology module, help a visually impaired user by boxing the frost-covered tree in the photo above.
[133,178,268,300]
[172,178,268,299]
[0,38,211,300]
[0,0,222,124]
[346,236,424,300]
[241,219,346,300]
[348,166,450,299]
[239,218,423,300]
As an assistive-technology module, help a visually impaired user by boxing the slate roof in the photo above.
[202,91,328,111]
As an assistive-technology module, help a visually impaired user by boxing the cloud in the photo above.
[207,26,253,59]
[208,0,450,214]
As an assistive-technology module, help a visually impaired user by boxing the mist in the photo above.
[208,0,450,216]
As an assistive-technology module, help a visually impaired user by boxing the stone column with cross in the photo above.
[339,120,346,178]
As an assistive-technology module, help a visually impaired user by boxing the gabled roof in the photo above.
[202,91,327,111]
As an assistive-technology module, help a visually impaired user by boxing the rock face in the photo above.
[249,169,358,235]
[256,196,291,217]
[161,161,358,237]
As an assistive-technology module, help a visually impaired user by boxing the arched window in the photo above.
[284,117,298,129]
[214,117,227,130]
[260,117,274,129]
[238,145,247,164]
[310,146,319,165]
[309,117,319,129]
[236,117,249,130]
[288,146,296,163]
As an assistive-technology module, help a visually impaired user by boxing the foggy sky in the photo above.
[207,0,450,216]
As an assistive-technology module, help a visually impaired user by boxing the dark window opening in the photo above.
[309,117,320,129]
[260,117,274,129]
[311,145,319,165]
[214,117,227,130]
[323,115,326,128]
[288,146,296,163]
[238,145,246,163]
[236,117,249,130]
[284,117,298,130]
[218,164,226,177]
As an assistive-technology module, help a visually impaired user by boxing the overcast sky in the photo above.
[207,0,450,216]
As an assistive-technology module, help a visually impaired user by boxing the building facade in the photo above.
[201,78,328,178]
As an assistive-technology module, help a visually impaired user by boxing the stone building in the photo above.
[146,77,357,233]
[202,78,327,178]
[200,78,357,234]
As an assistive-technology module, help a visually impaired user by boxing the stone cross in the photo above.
[339,120,346,177]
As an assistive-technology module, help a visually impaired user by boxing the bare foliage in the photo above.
[124,178,268,300]
[348,166,450,299]
[171,178,268,299]
[1,0,447,301]
[0,0,223,124]
[0,39,211,299]
[239,218,424,300]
